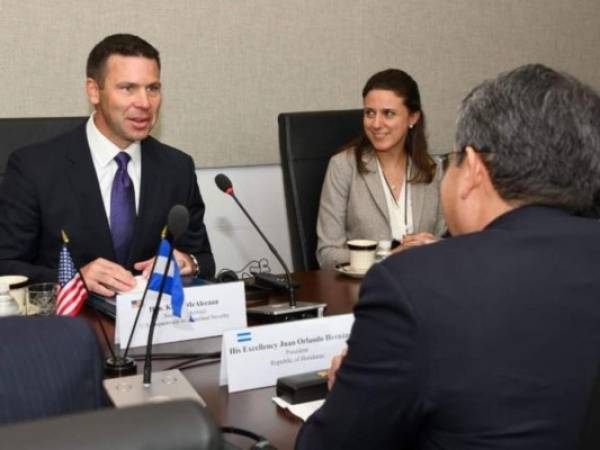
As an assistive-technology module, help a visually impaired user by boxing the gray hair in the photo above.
[455,64,600,213]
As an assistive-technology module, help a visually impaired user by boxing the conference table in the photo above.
[84,270,361,450]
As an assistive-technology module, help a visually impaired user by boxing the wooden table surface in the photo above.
[84,270,361,450]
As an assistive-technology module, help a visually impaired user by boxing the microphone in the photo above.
[215,173,233,195]
[103,205,206,408]
[215,174,296,304]
[215,173,326,323]
[142,204,189,386]
[167,204,191,238]
[105,207,189,378]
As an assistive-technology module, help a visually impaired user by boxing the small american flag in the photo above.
[56,244,88,316]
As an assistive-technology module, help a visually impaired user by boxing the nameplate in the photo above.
[219,314,354,393]
[116,281,247,349]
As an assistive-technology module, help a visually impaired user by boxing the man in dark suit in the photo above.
[0,34,214,296]
[296,65,600,449]
[0,316,106,423]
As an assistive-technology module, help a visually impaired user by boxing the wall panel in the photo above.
[0,0,598,166]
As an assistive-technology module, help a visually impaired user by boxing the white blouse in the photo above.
[376,159,414,240]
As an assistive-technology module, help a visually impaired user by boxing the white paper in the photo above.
[116,275,147,295]
[115,275,145,345]
[272,397,325,421]
[116,281,247,349]
[220,314,354,392]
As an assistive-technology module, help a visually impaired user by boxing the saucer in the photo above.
[335,263,368,279]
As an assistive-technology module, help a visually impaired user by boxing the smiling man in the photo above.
[296,64,600,450]
[0,34,214,295]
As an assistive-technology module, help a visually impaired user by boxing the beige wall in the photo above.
[0,0,598,167]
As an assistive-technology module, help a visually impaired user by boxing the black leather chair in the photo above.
[0,116,86,184]
[278,109,363,271]
[0,316,107,424]
[0,400,224,450]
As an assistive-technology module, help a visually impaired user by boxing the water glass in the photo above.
[26,283,58,316]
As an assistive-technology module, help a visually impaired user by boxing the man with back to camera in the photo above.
[0,34,214,296]
[295,64,600,449]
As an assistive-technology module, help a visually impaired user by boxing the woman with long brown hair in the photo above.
[316,69,445,269]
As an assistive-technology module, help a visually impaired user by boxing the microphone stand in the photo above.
[105,229,163,378]
[102,205,206,407]
[219,176,326,323]
[142,243,174,386]
[228,193,297,307]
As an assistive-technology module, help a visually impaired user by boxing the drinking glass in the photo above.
[26,283,58,316]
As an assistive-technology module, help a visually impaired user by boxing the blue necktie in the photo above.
[110,152,135,266]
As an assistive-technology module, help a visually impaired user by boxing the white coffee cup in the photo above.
[347,239,377,272]
[0,275,29,314]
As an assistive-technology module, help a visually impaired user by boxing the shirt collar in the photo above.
[86,113,141,168]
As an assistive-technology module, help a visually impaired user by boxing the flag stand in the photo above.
[105,356,137,378]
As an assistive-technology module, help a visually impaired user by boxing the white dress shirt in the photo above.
[376,159,414,240]
[86,114,141,223]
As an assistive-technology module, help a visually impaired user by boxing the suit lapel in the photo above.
[65,126,115,261]
[361,153,389,222]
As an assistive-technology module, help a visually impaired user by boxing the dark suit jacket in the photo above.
[0,124,214,282]
[296,206,600,450]
[0,316,106,424]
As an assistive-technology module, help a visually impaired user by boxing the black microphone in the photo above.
[167,204,191,239]
[143,204,190,386]
[215,173,233,195]
[106,206,191,378]
[215,174,296,305]
[104,205,206,408]
[215,174,326,323]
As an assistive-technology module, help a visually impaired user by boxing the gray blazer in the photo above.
[316,149,445,269]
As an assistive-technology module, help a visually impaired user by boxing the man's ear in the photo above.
[86,78,100,106]
[459,146,489,199]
